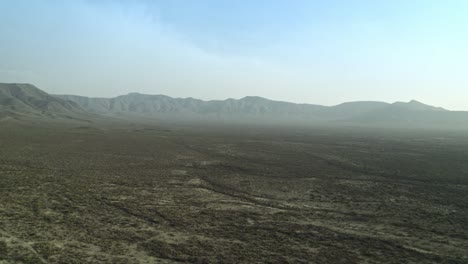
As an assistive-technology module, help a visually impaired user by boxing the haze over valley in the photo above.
[2,83,468,130]
[1,1,467,263]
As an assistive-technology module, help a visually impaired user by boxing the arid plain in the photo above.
[0,119,467,263]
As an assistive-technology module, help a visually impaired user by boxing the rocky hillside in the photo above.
[0,83,87,121]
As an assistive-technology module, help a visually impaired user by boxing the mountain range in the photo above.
[1,83,467,129]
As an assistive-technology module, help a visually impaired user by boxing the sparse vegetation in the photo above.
[0,120,467,263]
[0,241,8,258]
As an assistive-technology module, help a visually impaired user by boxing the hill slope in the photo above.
[0,83,88,121]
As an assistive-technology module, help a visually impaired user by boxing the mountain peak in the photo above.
[392,100,446,111]
[240,96,269,101]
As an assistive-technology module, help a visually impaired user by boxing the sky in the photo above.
[0,0,467,110]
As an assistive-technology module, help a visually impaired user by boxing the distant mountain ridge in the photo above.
[1,83,467,129]
[56,93,328,118]
[55,92,452,121]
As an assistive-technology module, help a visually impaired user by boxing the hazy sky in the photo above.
[0,0,467,110]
